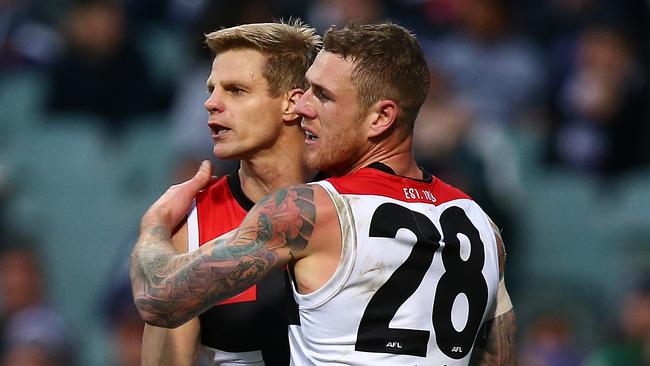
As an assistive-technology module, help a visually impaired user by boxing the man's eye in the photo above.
[314,89,329,101]
[229,87,245,95]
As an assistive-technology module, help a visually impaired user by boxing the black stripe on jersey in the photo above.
[227,171,255,210]
[227,170,326,209]
[312,170,331,181]
[367,162,433,183]
[199,268,290,363]
[367,161,396,175]
[285,267,301,326]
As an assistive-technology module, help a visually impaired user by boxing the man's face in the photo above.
[295,51,367,176]
[205,49,286,160]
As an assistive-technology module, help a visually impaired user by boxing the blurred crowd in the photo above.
[1,0,649,365]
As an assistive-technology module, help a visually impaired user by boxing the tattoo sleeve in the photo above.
[469,310,517,366]
[130,185,316,328]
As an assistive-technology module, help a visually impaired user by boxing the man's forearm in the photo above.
[130,217,286,327]
[142,321,200,366]
[130,224,250,328]
[130,224,201,327]
[141,325,170,366]
[470,309,517,366]
[130,185,314,328]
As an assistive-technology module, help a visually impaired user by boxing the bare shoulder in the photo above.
[289,183,342,293]
[305,183,341,253]
[252,183,338,260]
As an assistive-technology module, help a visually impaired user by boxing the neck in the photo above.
[340,135,422,179]
[238,133,312,203]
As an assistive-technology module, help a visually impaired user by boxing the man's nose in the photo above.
[204,91,225,113]
[294,89,316,119]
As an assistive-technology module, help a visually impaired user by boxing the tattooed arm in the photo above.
[130,162,317,328]
[141,222,201,366]
[469,220,517,365]
[470,309,517,366]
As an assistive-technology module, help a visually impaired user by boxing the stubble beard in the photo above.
[305,130,362,176]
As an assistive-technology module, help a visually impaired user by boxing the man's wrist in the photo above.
[140,217,172,242]
[141,206,170,233]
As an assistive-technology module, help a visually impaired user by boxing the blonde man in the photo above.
[140,21,321,365]
[132,23,515,365]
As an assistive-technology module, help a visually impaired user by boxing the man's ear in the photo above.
[367,100,398,138]
[282,88,305,122]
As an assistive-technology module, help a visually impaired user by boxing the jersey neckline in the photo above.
[226,163,431,211]
[226,171,255,211]
[366,162,433,183]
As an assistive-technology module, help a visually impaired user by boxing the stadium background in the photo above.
[0,0,649,365]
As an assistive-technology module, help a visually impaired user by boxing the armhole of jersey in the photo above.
[478,208,502,320]
[293,181,357,309]
[187,199,199,252]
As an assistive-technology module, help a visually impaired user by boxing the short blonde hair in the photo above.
[205,20,321,97]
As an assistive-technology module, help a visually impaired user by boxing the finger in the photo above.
[196,160,212,178]
[185,160,212,190]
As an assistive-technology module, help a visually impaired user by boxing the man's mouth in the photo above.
[305,131,318,141]
[212,125,231,137]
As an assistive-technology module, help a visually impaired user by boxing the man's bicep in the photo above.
[470,309,517,366]
[217,184,318,261]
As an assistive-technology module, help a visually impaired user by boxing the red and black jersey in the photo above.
[188,172,289,364]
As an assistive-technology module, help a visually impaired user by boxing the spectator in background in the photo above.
[306,0,384,33]
[584,275,650,366]
[381,0,469,38]
[413,67,473,167]
[544,25,648,176]
[1,308,72,366]
[47,0,170,133]
[425,0,544,131]
[0,0,62,71]
[412,65,477,197]
[517,0,648,58]
[518,313,584,366]
[102,269,145,366]
[0,169,7,238]
[517,0,601,47]
[424,0,543,207]
[0,241,75,366]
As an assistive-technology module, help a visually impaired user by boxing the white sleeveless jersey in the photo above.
[288,166,500,365]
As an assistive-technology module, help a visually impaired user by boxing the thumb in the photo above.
[141,160,213,231]
[188,160,212,190]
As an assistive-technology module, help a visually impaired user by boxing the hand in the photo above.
[141,160,212,233]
